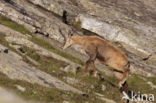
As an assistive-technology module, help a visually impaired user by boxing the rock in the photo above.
[95,93,117,103]
[90,85,94,89]
[0,0,72,42]
[3,49,9,54]
[15,85,26,92]
[147,82,156,89]
[6,35,80,67]
[66,77,79,85]
[63,101,69,103]
[62,64,79,75]
[0,44,83,94]
[0,87,32,103]
[0,24,28,39]
[0,25,80,68]
[101,85,106,91]
[18,48,25,54]
[95,61,113,77]
[98,97,117,103]
[25,56,40,66]
[0,45,8,53]
[95,92,104,97]
[28,0,82,16]
[76,14,155,56]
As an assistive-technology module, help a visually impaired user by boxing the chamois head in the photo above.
[59,29,73,49]
[62,31,73,49]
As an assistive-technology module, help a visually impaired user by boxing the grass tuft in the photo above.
[0,14,32,35]
[31,37,84,65]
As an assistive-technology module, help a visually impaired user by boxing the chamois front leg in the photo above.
[85,47,97,77]
[85,59,91,75]
[85,59,97,77]
[118,68,130,90]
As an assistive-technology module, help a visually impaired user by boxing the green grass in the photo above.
[0,33,9,46]
[79,72,121,102]
[127,74,156,98]
[22,46,68,74]
[147,77,156,85]
[0,72,105,103]
[30,37,84,65]
[0,14,32,35]
[74,20,82,30]
[0,33,19,53]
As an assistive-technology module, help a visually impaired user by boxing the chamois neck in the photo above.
[71,36,85,45]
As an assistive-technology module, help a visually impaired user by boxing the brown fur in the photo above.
[63,35,130,89]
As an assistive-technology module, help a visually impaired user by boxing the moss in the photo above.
[0,14,32,35]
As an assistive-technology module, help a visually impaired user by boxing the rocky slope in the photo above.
[0,0,156,103]
[0,0,156,76]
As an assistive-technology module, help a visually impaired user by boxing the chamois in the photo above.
[60,30,130,89]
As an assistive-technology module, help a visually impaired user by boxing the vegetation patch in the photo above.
[0,33,19,53]
[30,36,84,65]
[127,74,156,99]
[0,14,32,35]
[0,12,156,103]
[146,76,156,85]
[0,14,84,65]
[0,72,105,103]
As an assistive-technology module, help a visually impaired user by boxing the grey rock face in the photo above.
[0,87,31,103]
[0,44,82,94]
[0,0,72,42]
[0,0,155,76]
[0,24,80,68]
[15,85,26,92]
[77,14,154,55]
[61,64,79,75]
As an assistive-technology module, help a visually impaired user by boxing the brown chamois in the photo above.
[60,30,130,89]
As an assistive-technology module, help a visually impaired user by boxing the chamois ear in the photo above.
[59,28,68,40]
[68,31,73,37]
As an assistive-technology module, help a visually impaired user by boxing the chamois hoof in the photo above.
[93,71,97,77]
[119,86,124,93]
[118,82,123,89]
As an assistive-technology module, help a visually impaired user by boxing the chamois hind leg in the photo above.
[85,55,97,76]
[90,61,97,77]
[118,68,130,89]
[85,60,91,75]
[85,48,97,76]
